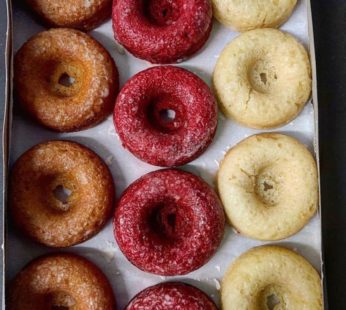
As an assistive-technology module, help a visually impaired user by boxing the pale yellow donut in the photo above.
[221,246,322,310]
[213,28,311,129]
[217,133,318,240]
[212,0,297,31]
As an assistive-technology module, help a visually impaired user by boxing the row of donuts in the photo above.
[15,26,311,166]
[25,0,299,63]
[8,134,321,309]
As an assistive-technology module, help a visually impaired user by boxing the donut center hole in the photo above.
[47,291,76,309]
[159,109,176,122]
[145,0,180,26]
[249,60,278,94]
[255,173,279,206]
[266,294,280,310]
[58,73,75,87]
[53,185,72,207]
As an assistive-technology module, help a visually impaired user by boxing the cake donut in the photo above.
[213,28,311,129]
[114,66,218,167]
[114,169,225,275]
[222,246,322,310]
[112,0,213,63]
[212,0,297,31]
[7,253,116,310]
[126,282,217,310]
[15,28,118,132]
[217,133,318,240]
[25,0,112,31]
[10,140,115,247]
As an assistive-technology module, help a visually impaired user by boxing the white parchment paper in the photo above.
[7,0,321,308]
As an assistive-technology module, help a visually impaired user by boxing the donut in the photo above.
[112,0,213,63]
[10,140,115,247]
[25,0,112,31]
[114,66,218,167]
[217,133,318,240]
[126,282,217,310]
[7,253,116,309]
[114,169,225,275]
[213,28,311,129]
[15,28,118,132]
[212,0,297,31]
[221,246,322,310]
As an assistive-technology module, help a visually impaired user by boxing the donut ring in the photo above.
[126,282,217,310]
[213,28,311,129]
[10,140,115,247]
[212,0,297,31]
[15,28,118,132]
[217,133,318,240]
[114,169,225,275]
[7,253,116,309]
[221,246,322,310]
[112,0,213,63]
[114,66,218,167]
[25,0,112,31]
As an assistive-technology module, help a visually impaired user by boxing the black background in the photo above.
[312,1,346,309]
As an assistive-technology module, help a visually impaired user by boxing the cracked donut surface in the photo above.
[217,133,318,241]
[213,28,311,129]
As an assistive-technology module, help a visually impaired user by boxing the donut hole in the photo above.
[58,73,76,87]
[248,60,278,94]
[255,173,280,206]
[47,291,76,309]
[147,93,186,133]
[266,294,281,310]
[144,0,181,26]
[53,185,72,210]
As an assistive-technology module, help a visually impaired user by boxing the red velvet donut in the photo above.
[112,0,213,63]
[114,66,218,167]
[126,282,217,310]
[113,169,225,276]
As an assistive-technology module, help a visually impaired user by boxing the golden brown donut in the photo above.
[25,0,112,31]
[10,140,115,247]
[15,28,118,132]
[7,253,116,310]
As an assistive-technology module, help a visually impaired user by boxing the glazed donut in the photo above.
[212,0,297,31]
[217,133,318,240]
[126,282,217,310]
[25,0,112,31]
[7,253,116,309]
[10,140,115,247]
[114,169,225,275]
[114,66,218,167]
[221,246,322,310]
[112,0,213,63]
[15,28,118,132]
[213,28,311,129]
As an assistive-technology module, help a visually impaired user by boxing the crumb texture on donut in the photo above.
[114,169,225,275]
[15,28,118,132]
[218,133,318,240]
[126,282,217,310]
[222,246,322,310]
[10,140,115,247]
[7,253,116,310]
[25,0,112,30]
[213,28,311,129]
[212,0,297,31]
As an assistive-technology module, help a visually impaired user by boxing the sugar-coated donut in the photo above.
[213,28,311,129]
[212,0,297,31]
[114,66,218,167]
[218,133,318,241]
[10,140,115,247]
[112,0,213,63]
[114,169,225,275]
[15,28,118,132]
[126,282,217,310]
[25,0,112,31]
[7,253,116,310]
[222,246,322,310]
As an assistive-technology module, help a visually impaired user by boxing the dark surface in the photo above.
[311,1,346,309]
